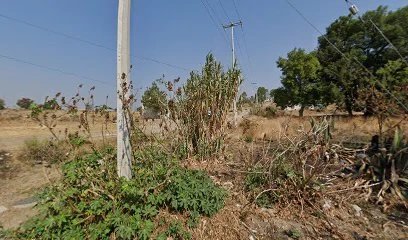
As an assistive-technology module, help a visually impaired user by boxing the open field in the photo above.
[1,109,407,239]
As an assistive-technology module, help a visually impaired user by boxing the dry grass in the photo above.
[236,114,408,143]
[1,108,407,238]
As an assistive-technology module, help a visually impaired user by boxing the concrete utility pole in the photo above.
[117,0,132,180]
[223,21,242,127]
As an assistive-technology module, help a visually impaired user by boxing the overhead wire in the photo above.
[0,53,114,86]
[200,0,231,47]
[284,0,408,113]
[232,0,243,21]
[0,13,191,72]
[344,0,408,67]
[218,0,232,23]
[230,0,252,67]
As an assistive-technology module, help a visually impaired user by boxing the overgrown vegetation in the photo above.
[2,5,408,238]
[355,128,408,207]
[2,54,234,239]
[244,117,334,208]
[3,147,226,239]
[0,98,5,110]
[243,117,408,212]
[249,105,278,118]
[166,54,241,158]
[19,139,69,164]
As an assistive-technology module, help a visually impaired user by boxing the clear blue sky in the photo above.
[0,0,406,107]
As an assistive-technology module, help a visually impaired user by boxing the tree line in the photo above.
[270,5,407,117]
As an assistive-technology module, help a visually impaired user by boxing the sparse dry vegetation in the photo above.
[2,6,408,236]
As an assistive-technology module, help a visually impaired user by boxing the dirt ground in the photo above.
[1,109,407,239]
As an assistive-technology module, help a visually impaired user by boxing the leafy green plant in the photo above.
[245,135,253,143]
[286,228,302,239]
[155,220,192,240]
[245,165,268,191]
[6,146,226,239]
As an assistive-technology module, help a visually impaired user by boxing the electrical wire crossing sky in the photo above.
[0,0,406,107]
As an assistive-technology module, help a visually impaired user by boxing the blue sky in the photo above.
[0,0,406,107]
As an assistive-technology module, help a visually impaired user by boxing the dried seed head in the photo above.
[176,87,182,96]
[168,81,173,91]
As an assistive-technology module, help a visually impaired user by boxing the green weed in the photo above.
[5,146,226,239]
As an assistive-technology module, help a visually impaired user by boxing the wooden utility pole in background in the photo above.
[117,0,132,179]
[223,21,242,127]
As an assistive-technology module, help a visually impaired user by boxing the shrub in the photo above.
[167,54,241,158]
[244,118,334,208]
[0,98,5,110]
[250,105,277,118]
[20,139,69,164]
[5,147,226,239]
[16,98,34,109]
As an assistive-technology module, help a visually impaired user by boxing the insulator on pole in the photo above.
[349,5,359,15]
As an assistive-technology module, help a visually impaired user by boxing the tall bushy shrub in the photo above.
[168,54,241,157]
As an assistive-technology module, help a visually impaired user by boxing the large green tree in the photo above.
[273,48,321,117]
[317,6,408,115]
[375,59,408,113]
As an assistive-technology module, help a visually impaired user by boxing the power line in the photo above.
[367,18,408,67]
[344,0,408,67]
[0,13,190,72]
[232,0,243,21]
[203,0,225,27]
[199,0,230,46]
[284,0,408,113]
[229,0,252,67]
[0,53,114,86]
[218,0,232,23]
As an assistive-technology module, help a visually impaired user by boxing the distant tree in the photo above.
[270,87,290,109]
[256,87,268,103]
[276,48,321,117]
[16,98,34,109]
[0,98,5,110]
[141,81,167,115]
[43,99,60,110]
[239,91,250,104]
